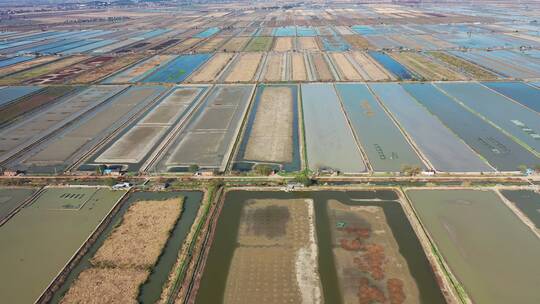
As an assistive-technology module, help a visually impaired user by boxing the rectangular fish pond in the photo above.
[193,190,447,304]
[0,187,126,304]
[407,189,540,304]
[368,51,416,80]
[233,84,302,172]
[142,54,211,83]
[49,191,203,304]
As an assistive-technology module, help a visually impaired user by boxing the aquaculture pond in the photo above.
[500,189,540,229]
[301,83,366,173]
[195,190,446,304]
[0,187,36,222]
[296,26,317,36]
[273,26,296,36]
[195,27,220,38]
[369,83,493,173]
[0,187,126,304]
[436,82,540,154]
[402,83,539,171]
[233,84,301,172]
[143,54,211,83]
[368,51,415,80]
[408,189,540,304]
[482,81,540,113]
[0,85,42,107]
[50,191,203,304]
[0,55,33,68]
[335,83,424,172]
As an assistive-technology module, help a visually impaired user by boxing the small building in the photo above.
[112,182,132,190]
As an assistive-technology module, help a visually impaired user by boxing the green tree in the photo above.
[518,165,528,174]
[188,164,200,173]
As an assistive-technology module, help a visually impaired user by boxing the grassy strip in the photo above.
[164,183,221,304]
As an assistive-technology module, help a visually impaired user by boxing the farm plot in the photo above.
[408,189,540,304]
[343,35,372,49]
[92,86,205,169]
[223,53,263,82]
[0,187,36,223]
[436,82,540,154]
[301,83,365,173]
[291,53,307,81]
[501,190,540,231]
[0,55,88,85]
[330,53,362,81]
[17,86,167,173]
[0,56,58,78]
[482,82,540,113]
[60,197,182,303]
[0,187,126,304]
[244,37,273,52]
[0,85,80,126]
[336,83,424,172]
[219,37,250,52]
[261,53,286,82]
[0,85,42,107]
[165,38,203,53]
[67,54,146,84]
[142,54,211,83]
[349,51,393,81]
[189,53,234,83]
[368,51,415,80]
[26,56,115,85]
[195,37,227,53]
[370,83,493,172]
[103,55,176,84]
[309,53,334,81]
[428,51,497,80]
[390,52,465,80]
[403,83,538,171]
[234,85,300,171]
[297,37,319,51]
[156,84,253,172]
[324,195,446,304]
[273,37,294,51]
[0,85,126,162]
[196,195,321,304]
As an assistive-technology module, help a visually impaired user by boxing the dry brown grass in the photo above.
[69,54,146,84]
[60,268,149,304]
[92,198,183,269]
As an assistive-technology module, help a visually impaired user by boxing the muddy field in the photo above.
[343,35,372,49]
[311,53,334,81]
[291,53,308,81]
[331,52,362,80]
[165,38,203,53]
[428,51,497,80]
[196,37,227,53]
[198,198,321,304]
[220,37,250,52]
[261,53,284,82]
[0,85,78,126]
[105,55,175,83]
[297,37,319,51]
[273,37,294,52]
[68,54,146,84]
[328,200,421,303]
[0,56,58,78]
[244,86,294,163]
[224,53,263,82]
[0,55,88,85]
[189,53,234,83]
[350,51,394,81]
[391,52,465,80]
[26,56,115,85]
